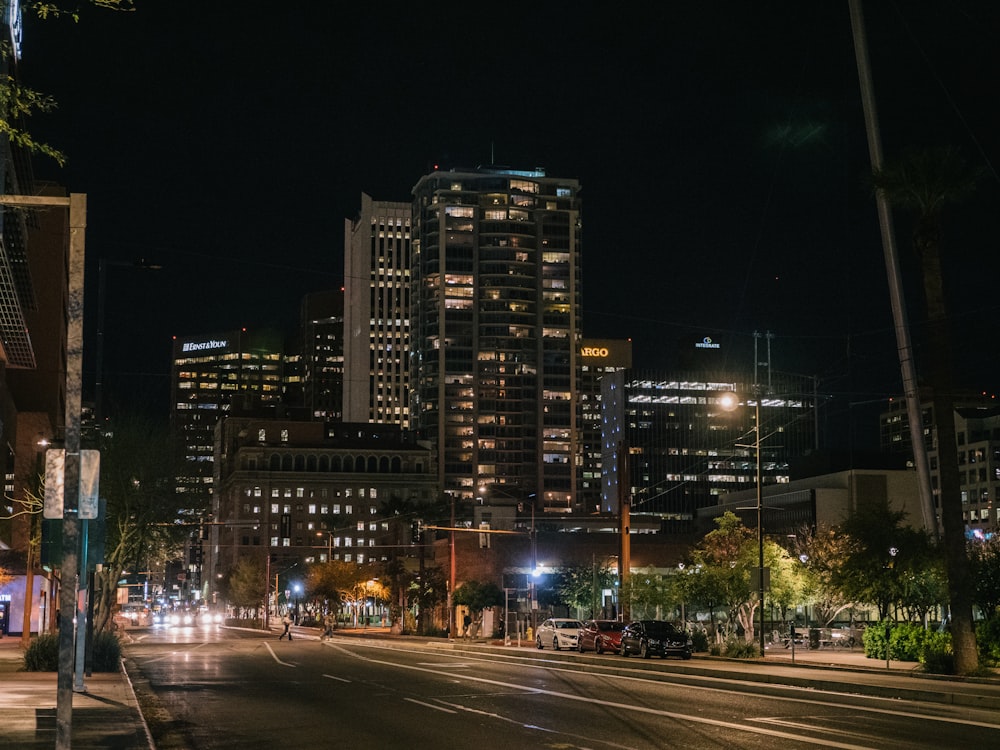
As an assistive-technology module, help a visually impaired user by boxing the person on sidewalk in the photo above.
[279,612,293,640]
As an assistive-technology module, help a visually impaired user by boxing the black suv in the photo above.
[619,620,693,659]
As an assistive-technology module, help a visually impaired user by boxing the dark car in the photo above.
[577,619,625,654]
[619,620,693,659]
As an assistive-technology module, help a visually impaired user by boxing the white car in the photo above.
[535,618,584,650]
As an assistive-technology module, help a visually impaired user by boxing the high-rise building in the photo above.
[880,393,1000,537]
[577,338,632,515]
[410,167,582,514]
[170,329,284,509]
[602,371,817,533]
[343,194,411,426]
[285,290,344,422]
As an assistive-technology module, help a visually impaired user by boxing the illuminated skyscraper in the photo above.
[169,329,284,505]
[410,166,582,514]
[343,194,411,425]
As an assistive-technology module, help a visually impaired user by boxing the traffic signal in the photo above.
[411,519,423,543]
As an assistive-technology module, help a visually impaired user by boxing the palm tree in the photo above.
[872,145,982,673]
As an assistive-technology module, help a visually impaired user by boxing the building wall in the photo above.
[209,417,438,601]
[603,371,817,534]
[410,167,582,515]
[343,193,411,426]
[577,339,632,515]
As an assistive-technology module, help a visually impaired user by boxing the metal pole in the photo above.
[757,398,765,659]
[848,0,936,537]
[61,193,86,747]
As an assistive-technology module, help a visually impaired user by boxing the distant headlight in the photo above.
[169,613,180,625]
[183,613,194,625]
[212,612,223,624]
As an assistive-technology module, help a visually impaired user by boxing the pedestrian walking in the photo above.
[279,612,293,640]
[321,613,334,641]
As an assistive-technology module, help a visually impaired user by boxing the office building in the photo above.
[343,193,411,425]
[410,166,582,514]
[284,290,345,422]
[169,329,284,509]
[208,418,437,601]
[602,371,817,533]
[881,394,1000,537]
[577,338,632,515]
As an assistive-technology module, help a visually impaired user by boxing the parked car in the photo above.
[535,618,584,650]
[619,620,693,659]
[577,619,625,654]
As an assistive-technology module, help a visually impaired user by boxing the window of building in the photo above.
[271,504,279,514]
[281,429,289,442]
[258,428,266,442]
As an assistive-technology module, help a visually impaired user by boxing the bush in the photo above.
[920,630,954,674]
[23,632,60,672]
[91,631,122,672]
[22,630,122,672]
[721,637,760,659]
[690,629,709,653]
[976,618,1000,666]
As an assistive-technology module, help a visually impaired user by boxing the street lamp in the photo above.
[720,389,767,659]
[316,530,333,561]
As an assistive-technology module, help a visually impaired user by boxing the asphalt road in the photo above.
[122,625,1000,750]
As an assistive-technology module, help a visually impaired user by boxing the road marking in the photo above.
[323,674,350,682]
[264,642,296,667]
[404,698,457,714]
[329,644,878,749]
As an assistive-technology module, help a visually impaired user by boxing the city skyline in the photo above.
[18,2,1000,446]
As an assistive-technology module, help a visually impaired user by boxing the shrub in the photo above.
[920,630,954,674]
[91,631,122,672]
[690,629,709,653]
[23,632,60,672]
[891,621,927,662]
[976,618,1000,666]
[722,637,760,659]
[22,630,122,672]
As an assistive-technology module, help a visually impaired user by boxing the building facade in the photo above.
[343,193,411,426]
[208,418,437,604]
[284,290,345,422]
[602,371,817,533]
[410,167,582,515]
[577,338,632,515]
[170,329,285,510]
[881,394,1000,537]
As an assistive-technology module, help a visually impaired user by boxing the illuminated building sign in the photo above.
[182,339,229,352]
[695,337,720,349]
[579,339,632,367]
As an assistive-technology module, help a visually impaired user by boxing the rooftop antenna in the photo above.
[490,141,495,165]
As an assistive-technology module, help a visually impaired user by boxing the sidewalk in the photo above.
[0,636,152,749]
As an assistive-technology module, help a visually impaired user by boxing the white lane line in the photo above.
[345,642,1000,733]
[404,698,457,714]
[264,642,297,667]
[323,674,350,682]
[329,644,876,750]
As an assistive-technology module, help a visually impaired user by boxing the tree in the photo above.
[790,524,854,626]
[91,411,189,633]
[226,556,266,618]
[452,580,503,637]
[554,564,616,619]
[689,512,757,642]
[620,567,674,621]
[872,145,982,673]
[408,564,447,635]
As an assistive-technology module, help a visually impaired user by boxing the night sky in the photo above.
[18,1,1000,450]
